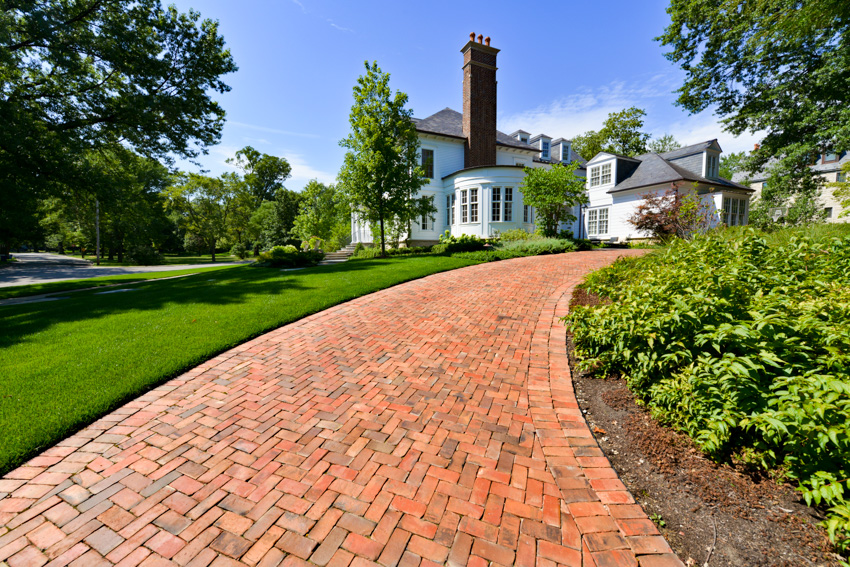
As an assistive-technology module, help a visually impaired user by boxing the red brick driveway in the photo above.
[0,251,682,567]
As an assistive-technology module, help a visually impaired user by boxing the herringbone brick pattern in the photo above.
[0,251,683,567]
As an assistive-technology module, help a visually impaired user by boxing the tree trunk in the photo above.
[379,215,386,257]
[253,243,260,257]
[211,243,216,262]
[108,246,114,261]
[117,241,124,263]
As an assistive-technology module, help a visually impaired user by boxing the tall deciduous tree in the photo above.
[719,151,748,181]
[227,147,292,204]
[293,180,350,250]
[0,0,236,253]
[571,107,651,159]
[647,134,681,154]
[164,173,237,262]
[338,62,435,256]
[519,163,587,237]
[658,0,850,217]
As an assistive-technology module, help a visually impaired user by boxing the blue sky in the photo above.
[171,0,761,191]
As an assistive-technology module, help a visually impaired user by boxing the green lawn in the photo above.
[54,252,241,266]
[0,255,481,474]
[0,265,240,301]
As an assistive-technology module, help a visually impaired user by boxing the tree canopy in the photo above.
[571,107,652,159]
[337,61,434,255]
[519,162,587,237]
[647,134,681,154]
[658,0,850,217]
[0,0,236,252]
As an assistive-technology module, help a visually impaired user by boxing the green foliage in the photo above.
[498,228,542,242]
[125,246,164,266]
[227,146,292,204]
[165,173,238,262]
[567,229,850,555]
[658,0,850,215]
[256,245,323,268]
[628,187,715,241]
[350,246,382,259]
[720,151,749,181]
[293,180,350,251]
[433,231,486,254]
[572,239,593,251]
[337,61,435,255]
[230,242,248,260]
[452,238,575,262]
[647,134,681,154]
[571,107,651,159]
[519,162,588,237]
[831,162,850,218]
[0,0,236,252]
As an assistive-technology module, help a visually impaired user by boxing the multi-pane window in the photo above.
[421,149,434,179]
[470,189,479,223]
[451,194,456,224]
[838,172,847,183]
[590,167,600,187]
[722,197,748,226]
[446,195,455,225]
[524,205,534,223]
[504,188,513,221]
[826,207,834,219]
[561,144,570,162]
[588,208,609,236]
[824,152,839,163]
[491,187,501,222]
[461,191,468,223]
[541,140,550,160]
[706,154,719,177]
[421,215,429,230]
[600,163,612,185]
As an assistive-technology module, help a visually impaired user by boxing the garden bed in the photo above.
[566,268,843,566]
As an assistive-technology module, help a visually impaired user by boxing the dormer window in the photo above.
[589,163,612,187]
[520,133,529,143]
[541,140,550,160]
[705,154,719,178]
[561,143,570,162]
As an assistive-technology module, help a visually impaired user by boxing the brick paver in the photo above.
[0,251,684,567]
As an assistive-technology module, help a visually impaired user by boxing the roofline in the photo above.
[441,164,526,180]
[606,178,756,195]
[415,128,466,141]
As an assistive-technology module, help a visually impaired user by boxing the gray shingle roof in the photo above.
[412,108,537,151]
[607,150,753,194]
[652,139,721,160]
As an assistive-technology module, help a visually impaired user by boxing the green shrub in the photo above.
[353,242,365,253]
[434,231,486,254]
[230,242,248,260]
[351,245,432,259]
[126,245,164,266]
[350,246,382,259]
[498,238,576,255]
[567,228,850,556]
[499,228,541,242]
[256,245,323,268]
[572,238,593,251]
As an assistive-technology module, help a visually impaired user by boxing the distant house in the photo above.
[351,34,586,246]
[732,151,849,222]
[581,141,755,241]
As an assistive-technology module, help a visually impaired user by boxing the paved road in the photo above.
[0,253,247,288]
[0,251,682,567]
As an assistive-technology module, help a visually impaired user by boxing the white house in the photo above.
[579,141,755,241]
[351,34,752,246]
[351,33,586,246]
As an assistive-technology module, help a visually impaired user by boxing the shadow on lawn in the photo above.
[0,258,420,349]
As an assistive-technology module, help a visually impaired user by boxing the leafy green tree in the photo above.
[520,163,588,237]
[600,107,651,157]
[249,188,305,251]
[338,61,435,255]
[571,130,606,163]
[571,107,651,159]
[227,146,292,205]
[658,0,850,215]
[164,173,238,262]
[293,180,350,250]
[647,134,681,154]
[0,0,236,254]
[720,151,749,181]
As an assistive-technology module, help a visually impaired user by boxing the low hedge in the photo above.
[255,245,324,268]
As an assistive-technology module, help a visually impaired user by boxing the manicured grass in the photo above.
[0,265,240,301]
[0,255,481,474]
[56,252,240,266]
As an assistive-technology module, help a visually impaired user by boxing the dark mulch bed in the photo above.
[566,288,842,567]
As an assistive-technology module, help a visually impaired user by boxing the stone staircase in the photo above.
[317,243,357,266]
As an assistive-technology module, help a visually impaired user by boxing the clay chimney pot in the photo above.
[484,36,491,46]
[470,32,475,41]
[477,34,483,43]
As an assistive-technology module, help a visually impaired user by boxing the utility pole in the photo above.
[95,199,101,266]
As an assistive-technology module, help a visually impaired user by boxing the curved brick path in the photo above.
[0,251,683,567]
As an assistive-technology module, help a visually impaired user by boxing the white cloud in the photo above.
[284,151,337,189]
[499,76,764,154]
[228,121,320,139]
[327,20,354,33]
[291,0,306,13]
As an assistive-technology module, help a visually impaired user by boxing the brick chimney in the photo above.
[462,33,499,168]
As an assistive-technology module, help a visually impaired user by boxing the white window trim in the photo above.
[587,207,610,237]
[491,187,501,222]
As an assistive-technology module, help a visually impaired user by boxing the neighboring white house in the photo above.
[580,141,755,241]
[732,150,849,222]
[351,34,586,246]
